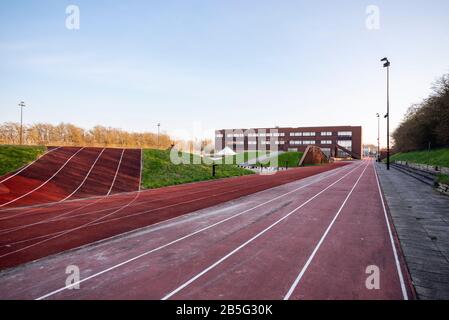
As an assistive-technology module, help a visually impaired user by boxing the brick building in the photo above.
[215,126,362,159]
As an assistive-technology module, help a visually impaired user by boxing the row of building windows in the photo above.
[217,131,352,138]
[225,140,349,146]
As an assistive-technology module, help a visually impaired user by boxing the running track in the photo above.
[0,162,346,270]
[0,147,142,208]
[0,159,414,299]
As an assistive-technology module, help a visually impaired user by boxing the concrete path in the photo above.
[376,162,449,299]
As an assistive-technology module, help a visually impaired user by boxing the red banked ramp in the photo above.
[0,147,142,208]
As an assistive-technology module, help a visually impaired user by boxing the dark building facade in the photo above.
[215,126,362,159]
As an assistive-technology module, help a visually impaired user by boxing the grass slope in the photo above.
[141,149,254,189]
[257,152,304,167]
[218,151,270,165]
[0,145,46,176]
[390,148,449,167]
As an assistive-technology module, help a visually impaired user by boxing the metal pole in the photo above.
[18,101,25,145]
[386,65,390,170]
[157,123,160,148]
[377,114,380,161]
[20,105,23,145]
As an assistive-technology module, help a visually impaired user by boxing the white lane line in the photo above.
[374,162,409,300]
[59,148,106,202]
[0,197,105,237]
[0,148,85,208]
[0,147,61,184]
[0,162,355,244]
[283,161,369,300]
[0,192,141,260]
[161,162,368,300]
[36,162,362,300]
[107,149,125,196]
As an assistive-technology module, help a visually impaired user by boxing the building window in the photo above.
[302,132,316,137]
[288,148,298,152]
[321,132,332,136]
[338,131,352,137]
[302,140,315,145]
[290,132,302,137]
[320,140,332,145]
[248,141,257,145]
[290,140,301,145]
[337,140,352,150]
[275,141,285,145]
[216,133,223,138]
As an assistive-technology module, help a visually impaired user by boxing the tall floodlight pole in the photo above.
[157,123,160,147]
[381,57,390,170]
[376,113,380,161]
[18,101,26,145]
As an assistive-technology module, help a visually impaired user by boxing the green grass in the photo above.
[218,151,270,165]
[141,149,254,189]
[0,145,46,176]
[389,148,449,167]
[256,152,304,168]
[437,174,449,185]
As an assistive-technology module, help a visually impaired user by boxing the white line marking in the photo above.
[35,162,362,300]
[0,148,85,208]
[0,147,61,184]
[59,148,106,202]
[161,162,367,300]
[0,192,141,260]
[374,162,409,300]
[106,149,125,196]
[0,162,354,243]
[283,161,369,300]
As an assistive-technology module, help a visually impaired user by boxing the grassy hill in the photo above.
[141,149,254,189]
[0,145,46,176]
[256,151,304,168]
[389,148,449,186]
[218,151,270,165]
[390,148,449,167]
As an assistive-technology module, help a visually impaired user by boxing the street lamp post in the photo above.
[376,113,380,161]
[18,101,26,145]
[157,123,160,148]
[381,57,390,170]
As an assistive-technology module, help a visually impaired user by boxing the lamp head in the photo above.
[381,57,390,68]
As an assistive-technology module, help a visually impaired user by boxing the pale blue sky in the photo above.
[1,0,448,145]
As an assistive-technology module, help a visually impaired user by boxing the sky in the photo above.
[1,0,449,146]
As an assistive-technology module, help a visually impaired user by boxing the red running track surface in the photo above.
[0,160,415,299]
[0,147,142,208]
[0,162,347,270]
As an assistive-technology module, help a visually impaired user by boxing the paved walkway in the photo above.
[376,162,449,299]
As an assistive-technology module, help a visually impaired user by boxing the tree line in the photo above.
[0,122,173,149]
[392,73,449,152]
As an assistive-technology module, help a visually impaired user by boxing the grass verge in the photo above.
[389,148,449,167]
[141,149,254,189]
[0,145,46,176]
[256,152,304,167]
[437,174,449,185]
